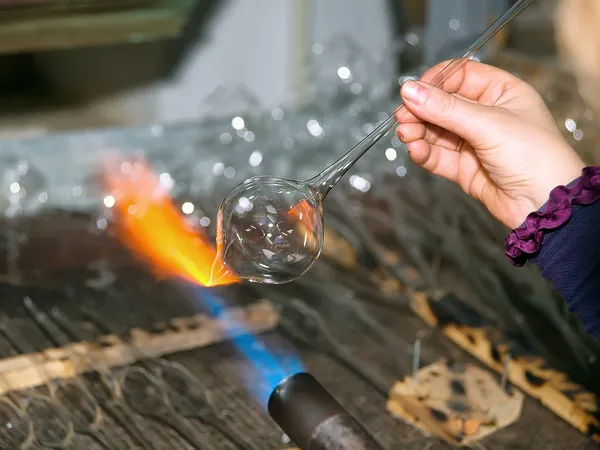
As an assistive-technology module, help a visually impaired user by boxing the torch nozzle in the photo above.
[268,372,383,450]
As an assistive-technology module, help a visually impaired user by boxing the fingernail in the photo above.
[402,81,428,105]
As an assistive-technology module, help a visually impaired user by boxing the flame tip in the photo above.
[102,155,239,287]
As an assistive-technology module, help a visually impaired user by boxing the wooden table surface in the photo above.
[0,211,595,449]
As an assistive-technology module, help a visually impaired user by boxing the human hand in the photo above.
[395,60,585,229]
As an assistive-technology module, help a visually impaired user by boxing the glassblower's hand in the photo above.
[396,60,585,229]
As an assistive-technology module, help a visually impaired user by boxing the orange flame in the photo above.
[101,157,238,287]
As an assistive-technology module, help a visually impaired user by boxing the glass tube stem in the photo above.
[308,0,536,199]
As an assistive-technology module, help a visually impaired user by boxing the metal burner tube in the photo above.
[268,372,383,450]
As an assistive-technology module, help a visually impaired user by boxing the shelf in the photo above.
[0,0,196,54]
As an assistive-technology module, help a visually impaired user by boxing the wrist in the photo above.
[527,156,586,221]
[505,200,541,231]
[504,159,585,230]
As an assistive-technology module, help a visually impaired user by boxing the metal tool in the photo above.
[268,372,383,450]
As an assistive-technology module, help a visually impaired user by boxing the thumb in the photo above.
[400,80,494,144]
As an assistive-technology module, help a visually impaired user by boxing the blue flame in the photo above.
[192,286,304,408]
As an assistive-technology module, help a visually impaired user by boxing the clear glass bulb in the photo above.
[211,0,534,285]
[213,176,324,284]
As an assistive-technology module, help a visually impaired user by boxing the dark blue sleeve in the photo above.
[530,200,600,342]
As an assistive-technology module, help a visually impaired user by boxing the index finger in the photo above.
[419,59,522,103]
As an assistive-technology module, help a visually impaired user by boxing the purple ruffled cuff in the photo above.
[505,166,600,267]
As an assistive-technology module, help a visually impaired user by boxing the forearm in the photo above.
[505,167,600,341]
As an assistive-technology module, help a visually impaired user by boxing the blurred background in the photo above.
[0,0,561,136]
[0,2,597,449]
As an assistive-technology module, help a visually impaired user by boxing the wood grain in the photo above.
[0,300,278,394]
